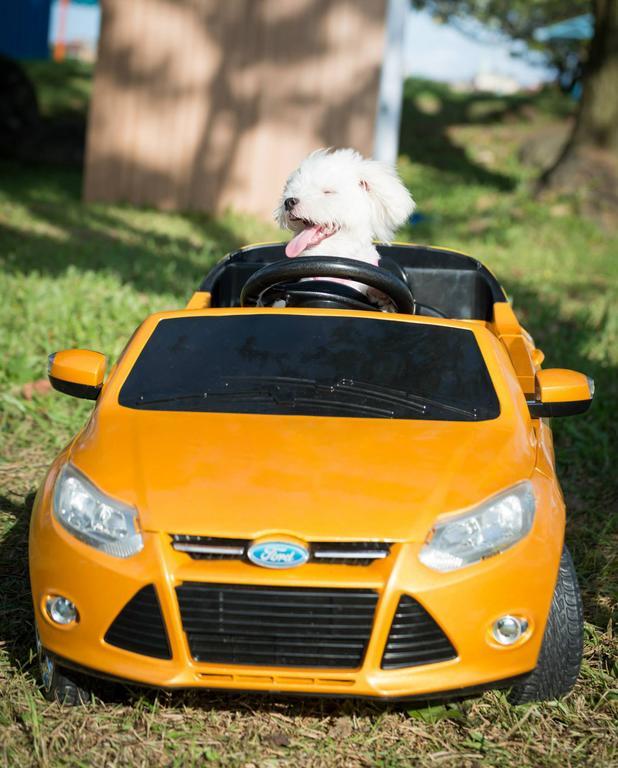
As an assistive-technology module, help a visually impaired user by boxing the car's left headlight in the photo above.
[53,463,143,558]
[419,481,535,572]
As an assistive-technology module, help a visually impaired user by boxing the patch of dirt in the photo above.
[520,125,618,230]
[21,379,52,400]
[518,124,572,170]
[540,145,618,231]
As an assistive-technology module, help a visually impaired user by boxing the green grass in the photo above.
[22,60,93,119]
[1,69,616,767]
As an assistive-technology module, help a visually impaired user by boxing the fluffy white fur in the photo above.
[274,148,415,266]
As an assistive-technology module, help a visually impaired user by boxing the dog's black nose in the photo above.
[284,197,298,212]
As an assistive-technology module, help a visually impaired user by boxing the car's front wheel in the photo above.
[35,628,92,705]
[508,546,583,704]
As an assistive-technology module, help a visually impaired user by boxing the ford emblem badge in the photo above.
[247,540,309,569]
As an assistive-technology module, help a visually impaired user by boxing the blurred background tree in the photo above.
[411,0,618,192]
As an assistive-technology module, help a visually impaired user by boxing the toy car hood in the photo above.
[69,407,536,541]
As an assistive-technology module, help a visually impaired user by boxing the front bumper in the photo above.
[30,469,564,700]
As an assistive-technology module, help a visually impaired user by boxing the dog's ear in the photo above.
[359,160,415,242]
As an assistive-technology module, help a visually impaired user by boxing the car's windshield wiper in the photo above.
[228,375,478,418]
[130,390,275,407]
[337,379,478,418]
[129,384,396,417]
[131,375,477,418]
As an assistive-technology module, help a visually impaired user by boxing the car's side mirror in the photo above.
[528,368,594,418]
[48,349,106,400]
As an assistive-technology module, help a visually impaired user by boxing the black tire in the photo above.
[508,546,583,704]
[42,662,92,705]
[36,629,92,705]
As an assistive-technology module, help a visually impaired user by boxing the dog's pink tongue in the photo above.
[285,225,321,258]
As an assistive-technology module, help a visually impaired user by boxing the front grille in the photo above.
[104,585,172,659]
[381,595,456,669]
[176,583,378,668]
[172,535,247,560]
[311,541,391,564]
[171,535,391,565]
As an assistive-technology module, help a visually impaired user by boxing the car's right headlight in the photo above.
[53,463,143,558]
[419,481,535,572]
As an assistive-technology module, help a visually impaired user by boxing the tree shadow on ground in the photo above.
[2,60,92,169]
[0,493,35,673]
[0,163,272,297]
[24,60,92,120]
[399,79,543,191]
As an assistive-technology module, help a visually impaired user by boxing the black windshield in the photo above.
[118,315,500,421]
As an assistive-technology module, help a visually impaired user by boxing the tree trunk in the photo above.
[571,0,618,152]
[539,0,618,194]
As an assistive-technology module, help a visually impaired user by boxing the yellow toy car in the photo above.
[31,243,594,705]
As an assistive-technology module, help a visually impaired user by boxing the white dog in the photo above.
[275,148,415,273]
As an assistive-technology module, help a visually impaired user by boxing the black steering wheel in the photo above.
[240,256,416,314]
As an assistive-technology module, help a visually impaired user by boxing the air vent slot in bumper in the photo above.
[381,595,456,669]
[104,585,171,659]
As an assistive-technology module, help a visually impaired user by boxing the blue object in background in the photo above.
[534,15,593,43]
[408,211,430,226]
[0,0,53,59]
[49,0,101,47]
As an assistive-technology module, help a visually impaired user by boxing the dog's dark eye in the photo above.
[323,190,335,195]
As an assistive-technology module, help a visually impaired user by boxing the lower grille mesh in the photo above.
[381,595,456,669]
[104,585,171,659]
[176,583,378,668]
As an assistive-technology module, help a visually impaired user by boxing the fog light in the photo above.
[492,615,528,645]
[46,595,78,625]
